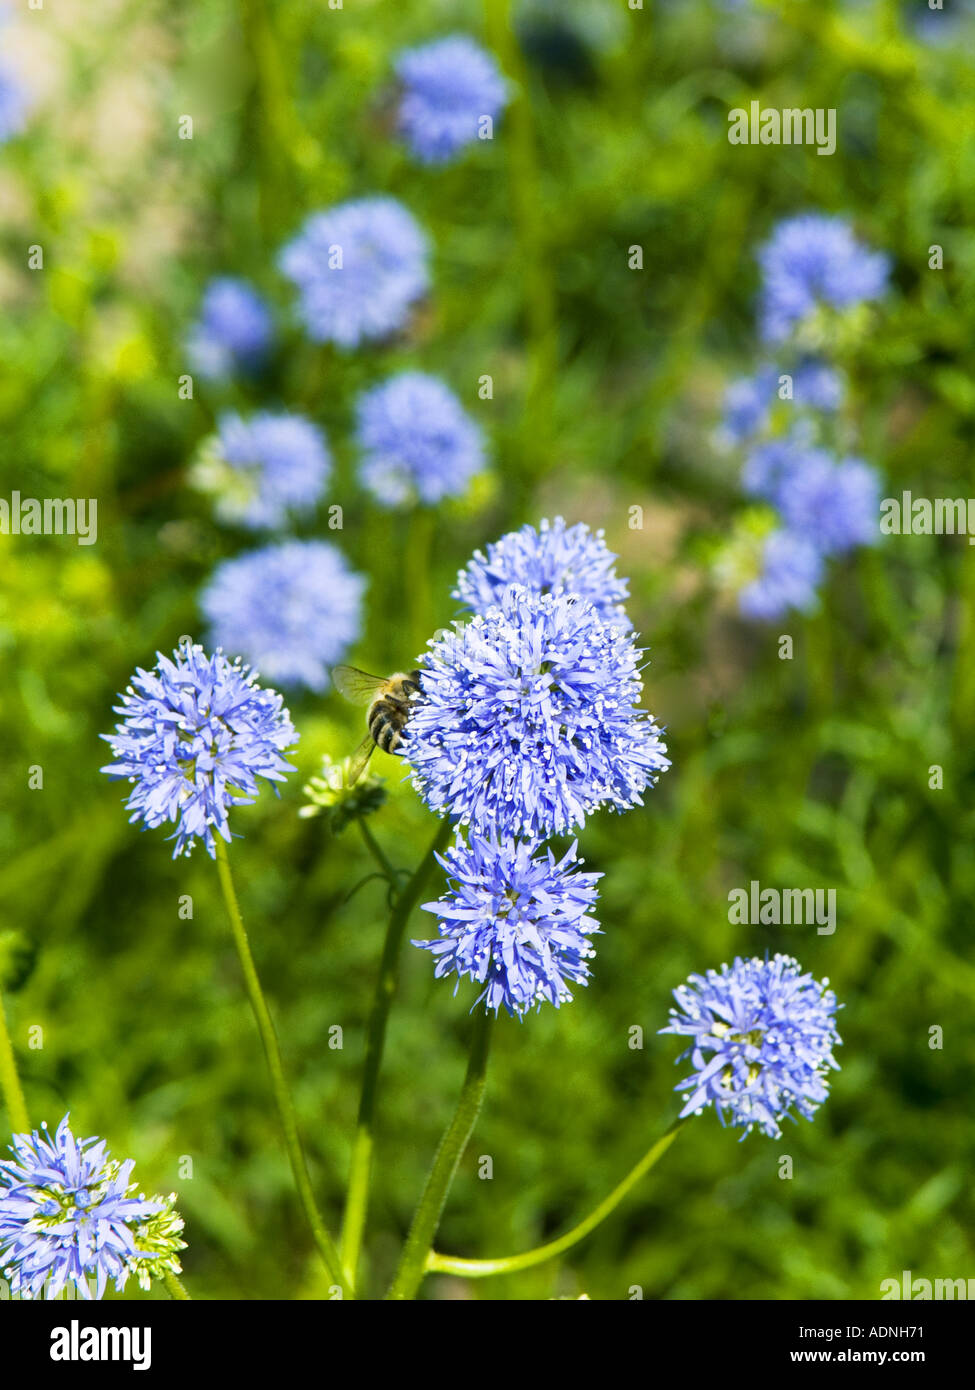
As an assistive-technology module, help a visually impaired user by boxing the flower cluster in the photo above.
[0,1116,186,1300]
[455,516,631,630]
[416,836,601,1018]
[185,277,273,382]
[716,213,888,619]
[278,196,429,349]
[356,371,485,506]
[661,955,841,1139]
[101,641,298,858]
[394,35,508,165]
[201,541,365,693]
[757,214,890,344]
[192,411,331,531]
[406,584,668,841]
[411,522,669,1015]
[180,40,506,678]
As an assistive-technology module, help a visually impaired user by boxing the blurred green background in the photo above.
[2,0,974,1299]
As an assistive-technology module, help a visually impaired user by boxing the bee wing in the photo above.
[345,733,377,786]
[332,665,385,705]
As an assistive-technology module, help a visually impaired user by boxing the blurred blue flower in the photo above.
[723,361,844,445]
[101,641,297,858]
[415,834,601,1017]
[722,366,779,445]
[185,277,273,381]
[455,516,631,630]
[794,359,845,412]
[193,410,331,531]
[660,954,841,1139]
[758,214,890,342]
[0,1116,183,1299]
[405,586,669,840]
[776,453,881,557]
[356,371,485,506]
[201,540,365,694]
[738,530,823,621]
[395,34,508,165]
[0,61,28,143]
[278,197,430,348]
[742,433,827,504]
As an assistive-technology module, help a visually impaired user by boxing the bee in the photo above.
[332,665,424,785]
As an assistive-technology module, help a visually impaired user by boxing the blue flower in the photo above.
[738,529,823,621]
[742,433,827,504]
[722,361,844,445]
[278,197,430,348]
[722,366,779,445]
[794,359,845,412]
[415,835,601,1017]
[776,454,881,557]
[395,34,508,165]
[0,60,28,143]
[101,641,298,859]
[455,517,632,630]
[758,214,890,342]
[404,586,669,840]
[200,540,365,694]
[185,277,273,381]
[0,1115,185,1299]
[356,371,485,506]
[193,411,331,531]
[660,954,842,1139]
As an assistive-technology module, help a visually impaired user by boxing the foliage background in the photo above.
[1,0,973,1299]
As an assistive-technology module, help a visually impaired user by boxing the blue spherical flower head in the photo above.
[101,641,298,858]
[758,214,890,343]
[201,540,365,694]
[660,955,842,1139]
[455,516,632,630]
[776,453,881,557]
[415,834,602,1017]
[395,34,509,165]
[278,197,430,348]
[738,529,823,621]
[356,371,485,506]
[405,586,669,840]
[186,277,273,381]
[193,410,331,531]
[0,1115,186,1299]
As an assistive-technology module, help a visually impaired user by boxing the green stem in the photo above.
[340,817,453,1291]
[387,1006,495,1300]
[426,1117,687,1280]
[213,839,348,1297]
[0,978,29,1135]
[357,817,398,886]
[162,1270,191,1301]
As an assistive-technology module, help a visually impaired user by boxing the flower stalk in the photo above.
[340,816,454,1291]
[387,1005,495,1300]
[214,839,348,1296]
[426,1117,687,1280]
